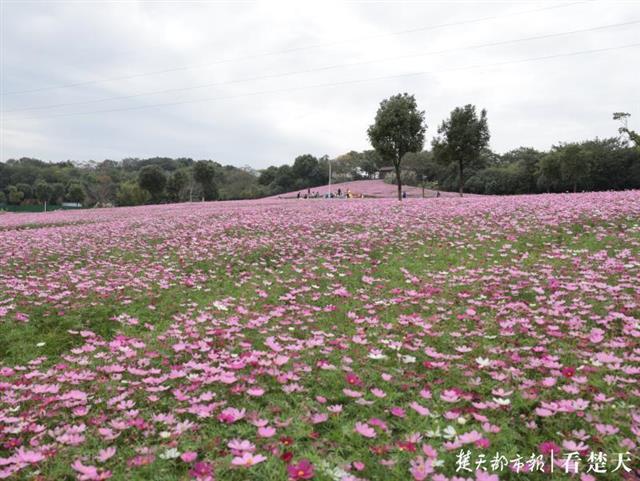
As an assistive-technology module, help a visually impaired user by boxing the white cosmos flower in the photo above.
[476,357,492,368]
[212,301,228,311]
[159,448,180,460]
[400,355,416,364]
[443,425,457,439]
[368,351,387,360]
[425,427,441,438]
[493,397,511,406]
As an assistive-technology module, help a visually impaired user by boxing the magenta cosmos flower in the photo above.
[287,459,314,480]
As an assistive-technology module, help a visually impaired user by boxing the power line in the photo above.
[4,19,637,114]
[0,1,590,96]
[5,41,638,122]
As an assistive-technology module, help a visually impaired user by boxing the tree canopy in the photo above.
[368,93,426,200]
[432,104,490,197]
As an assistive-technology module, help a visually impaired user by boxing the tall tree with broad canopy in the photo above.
[367,93,426,200]
[193,160,219,201]
[138,165,166,203]
[432,104,490,197]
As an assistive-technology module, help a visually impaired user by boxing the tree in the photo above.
[0,191,6,204]
[116,182,151,206]
[166,170,188,202]
[138,165,166,203]
[50,182,65,204]
[85,174,116,206]
[292,154,320,187]
[193,160,218,201]
[558,143,587,192]
[432,104,490,197]
[66,183,85,204]
[258,166,279,186]
[273,165,295,193]
[367,93,426,200]
[15,183,33,201]
[537,151,562,193]
[7,186,24,205]
[613,112,640,148]
[34,180,52,207]
[499,147,543,193]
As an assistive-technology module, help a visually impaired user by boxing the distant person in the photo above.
[402,191,407,199]
[297,192,301,199]
[337,188,342,197]
[436,191,441,198]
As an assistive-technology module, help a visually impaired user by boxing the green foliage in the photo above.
[34,180,52,203]
[16,182,33,200]
[368,93,427,199]
[0,191,5,204]
[2,109,639,203]
[166,170,189,202]
[432,104,490,196]
[116,181,151,206]
[66,182,86,204]
[138,165,167,202]
[7,186,24,205]
[193,160,219,201]
[50,182,65,204]
[383,169,418,187]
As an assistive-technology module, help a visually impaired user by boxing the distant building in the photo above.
[377,166,395,179]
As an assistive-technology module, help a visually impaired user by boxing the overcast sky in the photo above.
[1,0,639,168]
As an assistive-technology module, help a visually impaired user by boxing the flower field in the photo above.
[1,192,639,480]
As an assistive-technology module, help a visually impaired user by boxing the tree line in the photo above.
[366,94,640,199]
[1,101,638,208]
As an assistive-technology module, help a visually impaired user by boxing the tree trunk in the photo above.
[458,159,464,197]
[394,162,402,201]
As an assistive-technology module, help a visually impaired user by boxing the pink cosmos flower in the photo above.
[370,388,386,398]
[231,452,267,467]
[14,448,45,464]
[310,413,328,424]
[189,461,213,479]
[538,441,561,455]
[390,407,406,418]
[440,389,460,402]
[345,373,363,387]
[476,471,499,481]
[247,387,265,397]
[96,447,116,463]
[409,456,433,481]
[343,389,363,398]
[181,452,198,463]
[72,460,112,481]
[355,422,376,438]
[218,407,245,424]
[409,402,430,416]
[258,426,277,438]
[228,439,255,453]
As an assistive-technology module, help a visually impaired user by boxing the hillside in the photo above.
[266,179,462,199]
